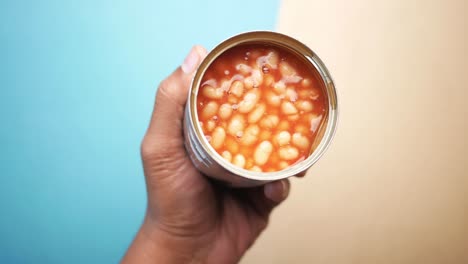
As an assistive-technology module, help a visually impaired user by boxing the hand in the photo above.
[122,46,290,264]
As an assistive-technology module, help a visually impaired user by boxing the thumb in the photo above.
[144,46,207,150]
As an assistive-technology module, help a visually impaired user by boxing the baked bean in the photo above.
[287,114,300,121]
[295,124,309,135]
[254,141,273,165]
[249,166,263,172]
[232,154,246,168]
[225,137,239,154]
[285,87,298,102]
[248,103,266,123]
[211,127,226,150]
[273,81,286,94]
[259,115,279,129]
[298,88,319,100]
[227,114,245,136]
[301,78,311,87]
[279,61,297,76]
[251,69,263,87]
[230,80,244,97]
[292,133,310,150]
[218,103,233,120]
[279,146,299,160]
[297,100,314,112]
[274,131,291,146]
[238,90,260,113]
[201,101,219,120]
[278,161,289,170]
[263,74,274,87]
[236,63,252,75]
[265,91,281,107]
[265,51,279,69]
[221,150,232,162]
[206,120,216,132]
[240,124,260,146]
[244,77,254,89]
[202,85,224,99]
[281,101,298,115]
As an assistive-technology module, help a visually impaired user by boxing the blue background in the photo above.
[0,1,279,263]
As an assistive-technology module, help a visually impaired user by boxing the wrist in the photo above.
[123,215,210,264]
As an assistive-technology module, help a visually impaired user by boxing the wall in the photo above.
[242,0,468,263]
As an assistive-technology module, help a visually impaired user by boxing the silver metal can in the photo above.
[184,31,338,187]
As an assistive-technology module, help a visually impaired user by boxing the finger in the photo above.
[145,45,207,143]
[295,171,307,178]
[264,179,290,203]
[239,179,291,219]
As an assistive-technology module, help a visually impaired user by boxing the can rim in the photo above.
[188,31,339,181]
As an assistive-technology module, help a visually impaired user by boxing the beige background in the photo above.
[242,0,468,263]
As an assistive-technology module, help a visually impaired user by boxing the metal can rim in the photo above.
[187,31,339,181]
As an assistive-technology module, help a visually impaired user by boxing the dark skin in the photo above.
[122,46,291,264]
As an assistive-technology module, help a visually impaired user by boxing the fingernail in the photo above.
[181,47,199,74]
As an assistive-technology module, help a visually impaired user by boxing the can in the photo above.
[184,31,338,187]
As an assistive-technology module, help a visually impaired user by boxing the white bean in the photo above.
[296,100,314,112]
[279,61,297,76]
[230,81,244,97]
[281,101,298,115]
[254,141,273,166]
[248,104,266,123]
[265,51,279,69]
[286,87,298,102]
[244,77,254,89]
[295,125,309,135]
[259,115,279,129]
[278,161,289,170]
[275,131,291,146]
[240,124,260,146]
[292,133,310,150]
[232,154,246,168]
[236,63,252,75]
[273,81,286,94]
[301,78,311,87]
[279,146,299,161]
[265,91,281,107]
[218,103,233,120]
[263,74,274,87]
[202,85,223,99]
[227,114,245,136]
[201,101,219,120]
[287,114,300,121]
[238,90,260,113]
[206,120,215,132]
[250,69,263,87]
[299,89,320,100]
[221,150,232,162]
[225,137,239,154]
[211,127,226,150]
[249,166,263,172]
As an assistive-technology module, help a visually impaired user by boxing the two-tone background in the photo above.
[1,0,467,263]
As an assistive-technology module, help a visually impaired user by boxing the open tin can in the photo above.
[184,31,338,187]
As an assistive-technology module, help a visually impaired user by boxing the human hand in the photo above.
[122,46,290,264]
